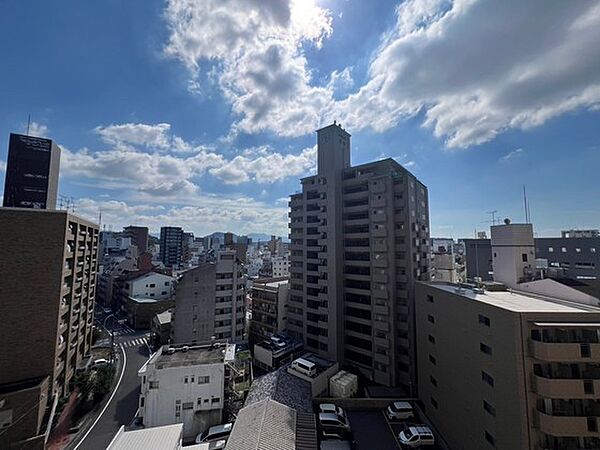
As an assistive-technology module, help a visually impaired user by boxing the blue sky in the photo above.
[0,0,599,238]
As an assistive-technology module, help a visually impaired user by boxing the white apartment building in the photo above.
[271,255,290,278]
[124,271,176,299]
[138,343,234,440]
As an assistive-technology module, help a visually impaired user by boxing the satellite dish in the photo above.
[504,218,511,225]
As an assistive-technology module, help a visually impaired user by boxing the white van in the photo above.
[398,426,435,447]
[386,401,414,420]
[195,423,233,444]
[292,357,317,377]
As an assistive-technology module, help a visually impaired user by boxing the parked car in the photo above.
[318,412,352,433]
[195,423,233,444]
[398,426,435,447]
[319,403,347,419]
[90,358,109,370]
[386,401,414,420]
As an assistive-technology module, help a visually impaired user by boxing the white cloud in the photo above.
[337,0,600,148]
[163,0,337,137]
[73,196,290,237]
[23,121,49,137]
[501,147,524,162]
[164,0,600,149]
[94,122,201,153]
[60,125,317,195]
[208,145,316,184]
[0,159,6,173]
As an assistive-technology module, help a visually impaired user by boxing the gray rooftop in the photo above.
[107,423,182,450]
[151,344,228,369]
[245,366,313,413]
[225,399,296,450]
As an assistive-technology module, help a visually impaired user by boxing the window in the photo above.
[483,400,496,416]
[428,334,436,344]
[198,376,210,384]
[149,381,159,389]
[184,377,188,384]
[482,371,495,387]
[149,283,156,288]
[429,354,437,365]
[480,343,493,355]
[485,431,496,447]
[197,397,202,405]
[522,253,528,262]
[211,397,221,404]
[140,397,145,407]
[430,375,438,387]
[479,314,491,327]
[426,294,434,303]
[592,248,596,253]
[576,248,582,253]
[561,247,567,253]
[548,247,554,253]
[427,315,435,324]
[430,397,438,409]
[182,402,194,410]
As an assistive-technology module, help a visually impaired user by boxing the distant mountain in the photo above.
[203,232,287,243]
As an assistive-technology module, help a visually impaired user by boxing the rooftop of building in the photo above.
[225,399,296,450]
[253,277,289,289]
[0,375,48,395]
[106,423,182,450]
[255,334,302,354]
[552,278,600,300]
[0,207,99,227]
[154,310,172,325]
[245,365,313,413]
[147,343,232,369]
[422,281,600,313]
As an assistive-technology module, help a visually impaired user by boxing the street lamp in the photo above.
[103,314,126,364]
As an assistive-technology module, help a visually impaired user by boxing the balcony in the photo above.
[531,341,600,362]
[537,413,600,437]
[534,375,600,399]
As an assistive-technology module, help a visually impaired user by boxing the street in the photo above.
[70,313,152,450]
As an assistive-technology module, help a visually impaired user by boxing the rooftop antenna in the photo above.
[523,185,529,223]
[26,114,31,136]
[486,210,498,226]
[98,207,102,228]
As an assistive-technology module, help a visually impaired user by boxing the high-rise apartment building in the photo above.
[172,250,246,343]
[288,123,430,388]
[160,226,184,267]
[123,225,149,254]
[0,208,98,447]
[416,281,600,450]
[2,133,61,209]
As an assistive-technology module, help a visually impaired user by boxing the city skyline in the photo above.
[1,0,599,238]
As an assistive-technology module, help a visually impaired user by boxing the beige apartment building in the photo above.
[416,281,600,450]
[172,250,245,344]
[249,278,289,346]
[0,208,99,448]
[288,123,430,389]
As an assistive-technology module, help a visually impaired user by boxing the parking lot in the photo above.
[345,408,440,449]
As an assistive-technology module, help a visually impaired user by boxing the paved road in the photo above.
[72,320,151,449]
[347,410,401,450]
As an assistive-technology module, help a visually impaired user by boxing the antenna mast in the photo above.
[26,114,31,136]
[523,185,529,223]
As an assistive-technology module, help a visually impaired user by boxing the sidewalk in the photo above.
[48,347,124,450]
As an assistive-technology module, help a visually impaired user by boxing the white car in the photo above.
[386,401,414,420]
[398,426,435,447]
[195,423,233,444]
[319,403,347,419]
[90,358,109,370]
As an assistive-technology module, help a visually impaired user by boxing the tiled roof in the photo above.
[244,366,312,413]
[225,399,296,450]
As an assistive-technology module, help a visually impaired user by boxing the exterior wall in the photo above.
[126,272,175,299]
[173,251,245,344]
[536,237,600,280]
[491,223,535,287]
[271,255,290,278]
[2,133,60,209]
[0,209,98,398]
[288,124,430,389]
[139,359,224,439]
[160,227,184,268]
[462,238,493,281]
[123,298,175,330]
[123,226,149,254]
[0,377,49,450]
[249,280,289,345]
[416,282,600,450]
[415,283,529,450]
